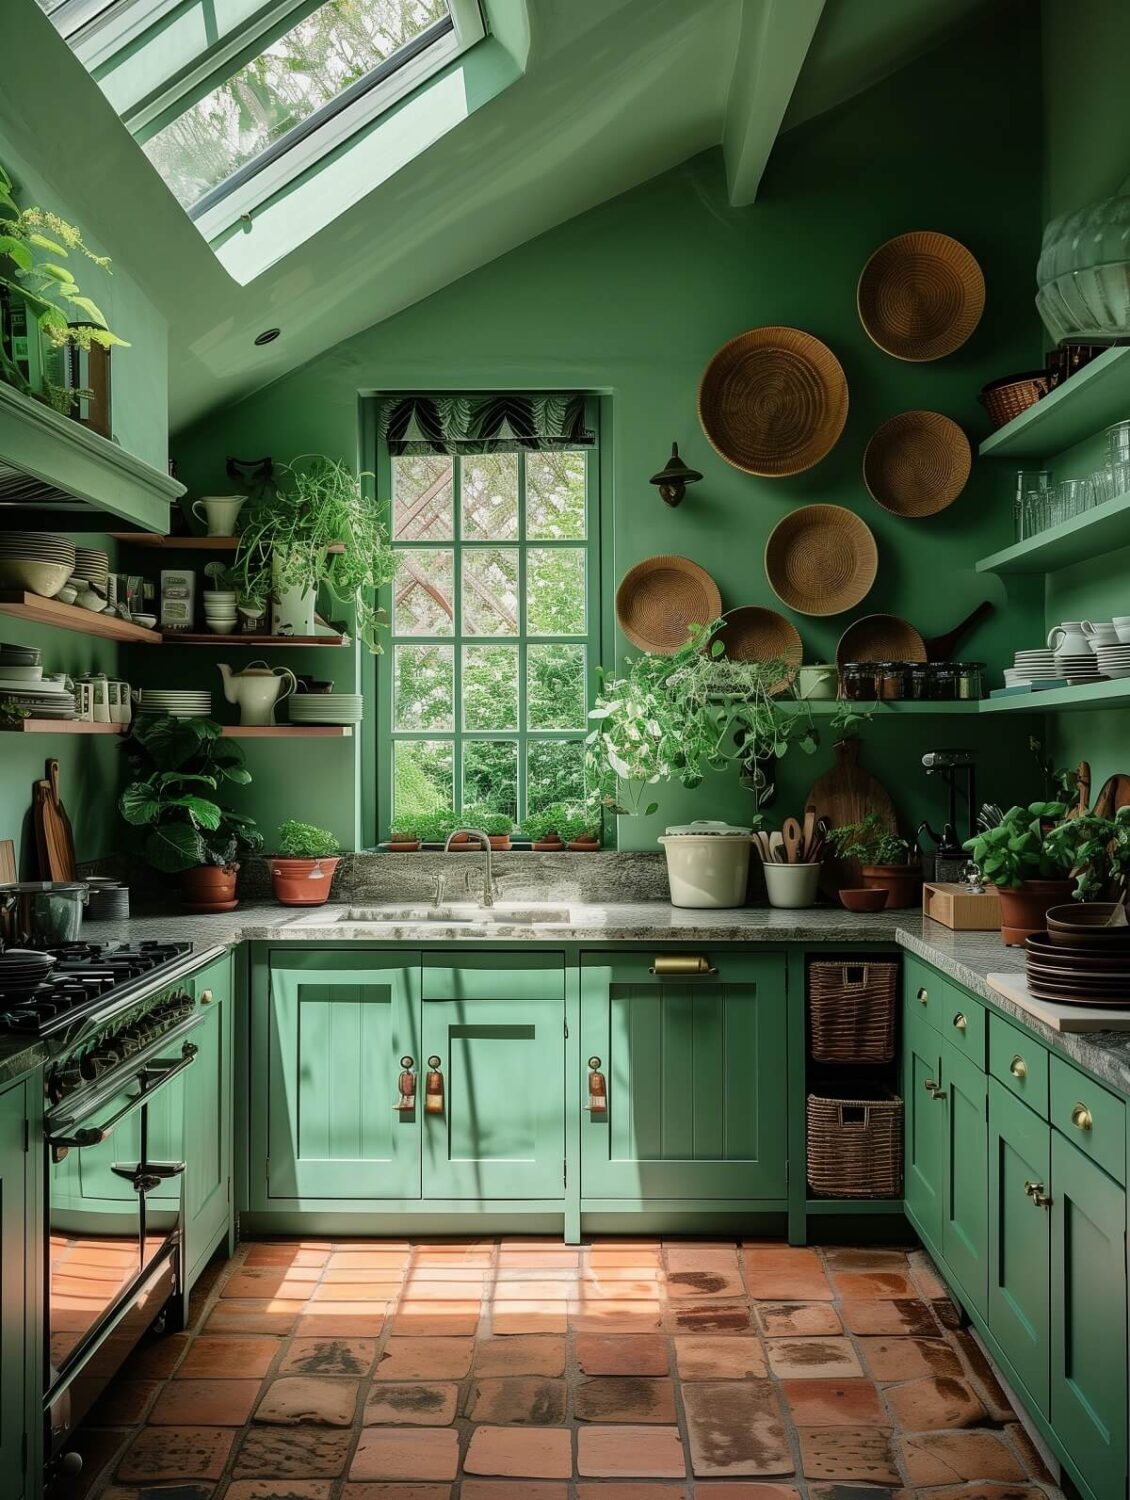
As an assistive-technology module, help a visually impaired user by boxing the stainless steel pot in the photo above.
[0,883,89,945]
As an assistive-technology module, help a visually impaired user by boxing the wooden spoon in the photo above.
[782,817,803,864]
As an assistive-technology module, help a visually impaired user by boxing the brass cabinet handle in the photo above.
[953,1012,967,1031]
[1024,1179,1040,1196]
[425,1056,444,1115]
[924,1078,945,1099]
[917,986,928,1005]
[650,954,717,977]
[585,1056,608,1114]
[1071,1102,1093,1132]
[395,1056,416,1113]
[200,988,213,1005]
[1032,1188,1052,1209]
[1009,1054,1028,1080]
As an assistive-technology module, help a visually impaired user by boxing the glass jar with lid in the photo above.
[875,662,908,700]
[953,662,985,700]
[840,662,876,700]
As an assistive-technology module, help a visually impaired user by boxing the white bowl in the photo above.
[131,613,158,629]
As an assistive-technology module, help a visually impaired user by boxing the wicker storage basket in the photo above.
[808,959,899,1063]
[806,1087,904,1198]
[978,372,1049,430]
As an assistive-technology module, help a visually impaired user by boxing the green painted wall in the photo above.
[172,7,1045,851]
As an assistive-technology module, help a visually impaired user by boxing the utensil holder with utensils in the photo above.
[754,809,827,908]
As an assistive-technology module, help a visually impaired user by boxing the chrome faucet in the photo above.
[443,828,495,908]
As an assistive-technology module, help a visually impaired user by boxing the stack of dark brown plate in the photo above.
[1025,903,1130,1005]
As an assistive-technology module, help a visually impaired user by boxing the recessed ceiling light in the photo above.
[254,328,280,346]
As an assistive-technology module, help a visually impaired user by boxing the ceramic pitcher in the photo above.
[191,494,246,537]
[218,661,297,725]
[1047,620,1090,655]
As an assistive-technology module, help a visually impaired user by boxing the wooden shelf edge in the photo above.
[0,592,161,643]
[978,346,1130,460]
[111,533,238,550]
[2,719,124,733]
[975,490,1130,575]
[160,633,347,646]
[220,725,353,737]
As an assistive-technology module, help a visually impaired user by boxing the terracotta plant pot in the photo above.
[387,836,421,852]
[839,887,890,913]
[533,834,564,852]
[568,834,601,853]
[861,863,922,909]
[269,856,341,906]
[488,835,511,852]
[181,863,239,913]
[997,879,1074,946]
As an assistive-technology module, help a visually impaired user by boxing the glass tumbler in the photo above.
[1015,470,1050,540]
[1107,420,1130,469]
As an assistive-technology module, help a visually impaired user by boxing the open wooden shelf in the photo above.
[220,725,353,737]
[978,346,1130,460]
[0,592,161,643]
[980,678,1130,715]
[2,719,124,734]
[976,489,1130,574]
[111,533,238,550]
[160,633,347,647]
[794,699,983,716]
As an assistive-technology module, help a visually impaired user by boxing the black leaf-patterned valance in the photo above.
[377,393,595,455]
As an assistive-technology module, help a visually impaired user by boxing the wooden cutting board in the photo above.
[0,839,15,884]
[806,738,897,894]
[35,778,74,882]
[1091,773,1130,819]
[45,759,76,879]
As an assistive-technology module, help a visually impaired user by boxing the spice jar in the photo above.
[906,664,932,700]
[954,662,984,700]
[875,661,908,700]
[929,663,959,700]
[840,662,876,700]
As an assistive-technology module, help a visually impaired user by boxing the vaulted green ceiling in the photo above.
[0,0,989,431]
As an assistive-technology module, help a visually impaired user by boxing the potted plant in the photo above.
[827,814,921,908]
[458,808,513,851]
[229,455,396,647]
[1043,805,1130,902]
[964,800,1074,944]
[268,820,342,905]
[524,806,568,851]
[119,716,261,911]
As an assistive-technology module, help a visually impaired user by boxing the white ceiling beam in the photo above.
[723,0,825,207]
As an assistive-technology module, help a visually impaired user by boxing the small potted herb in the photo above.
[964,801,1074,944]
[827,814,920,909]
[268,820,342,905]
[453,809,513,851]
[386,811,449,850]
[1041,806,1130,903]
[524,806,569,851]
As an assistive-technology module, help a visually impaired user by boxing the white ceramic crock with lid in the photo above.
[658,821,754,909]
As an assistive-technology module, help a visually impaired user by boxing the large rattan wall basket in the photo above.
[857,232,985,362]
[863,410,972,517]
[836,613,926,667]
[764,505,878,617]
[697,326,849,477]
[616,555,722,655]
[714,606,802,691]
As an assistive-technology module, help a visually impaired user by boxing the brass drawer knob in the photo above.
[200,988,213,1005]
[917,987,928,1005]
[1071,1103,1093,1132]
[1009,1054,1027,1080]
[953,1012,967,1031]
[924,1078,945,1099]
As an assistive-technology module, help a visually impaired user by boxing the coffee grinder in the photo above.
[918,749,977,883]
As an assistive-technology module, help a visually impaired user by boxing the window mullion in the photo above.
[452,451,464,818]
[517,449,528,827]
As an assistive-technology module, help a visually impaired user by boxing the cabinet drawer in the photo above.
[941,991,985,1066]
[188,952,231,1007]
[904,955,953,1032]
[423,953,564,1001]
[989,1014,1048,1117]
[1050,1056,1125,1185]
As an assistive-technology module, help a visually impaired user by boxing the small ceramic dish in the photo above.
[839,887,890,913]
[130,613,158,629]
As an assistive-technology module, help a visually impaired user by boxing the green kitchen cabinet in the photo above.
[183,955,233,1289]
[264,950,422,1201]
[1050,1130,1127,1500]
[941,1037,988,1320]
[0,1078,30,1498]
[580,953,786,1202]
[988,1076,1050,1413]
[421,956,565,1200]
[903,1000,946,1247]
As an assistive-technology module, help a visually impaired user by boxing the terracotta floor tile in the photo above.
[464,1425,573,1478]
[255,1375,359,1426]
[234,1425,354,1477]
[885,1375,987,1430]
[908,1248,952,1298]
[244,1244,331,1268]
[689,1487,799,1500]
[577,1424,685,1478]
[664,1302,751,1334]
[494,1266,577,1285]
[797,1426,899,1483]
[823,1248,912,1271]
[1006,1421,1057,1483]
[666,1268,746,1299]
[860,1336,963,1382]
[311,1283,397,1304]
[467,1376,567,1424]
[585,1249,662,1269]
[765,1338,862,1379]
[117,1426,234,1482]
[375,1337,474,1381]
[575,1376,676,1423]
[576,1333,668,1375]
[571,1300,663,1333]
[204,1299,300,1336]
[322,1268,408,1288]
[579,1488,689,1500]
[741,1248,833,1302]
[491,1303,569,1335]
[400,1277,488,1299]
[906,1487,1045,1500]
[364,1382,460,1425]
[280,1337,379,1375]
[898,1430,1026,1484]
[123,1332,191,1378]
[224,1483,334,1500]
[491,1279,572,1300]
[666,1246,739,1272]
[178,1336,280,1379]
[839,1299,939,1337]
[463,1484,568,1500]
[829,1269,916,1300]
[87,1378,160,1425]
[951,1326,1017,1421]
[223,1267,321,1298]
[341,1486,451,1500]
[780,1378,885,1426]
[392,1306,481,1337]
[674,1334,767,1380]
[329,1250,411,1271]
[756,1303,842,1338]
[414,1247,495,1267]
[497,1249,579,1269]
[682,1381,792,1477]
[150,1378,260,1425]
[474,1335,566,1376]
[350,1428,460,1481]
[295,1305,388,1337]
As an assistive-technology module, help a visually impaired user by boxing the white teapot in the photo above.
[218,661,296,725]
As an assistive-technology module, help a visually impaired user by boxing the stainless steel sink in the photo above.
[330,904,573,926]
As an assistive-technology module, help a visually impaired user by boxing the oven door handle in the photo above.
[47,1042,199,1150]
[111,1159,187,1194]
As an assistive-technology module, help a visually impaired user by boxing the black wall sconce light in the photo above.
[649,443,702,507]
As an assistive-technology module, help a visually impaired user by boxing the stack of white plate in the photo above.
[0,642,41,681]
[135,689,213,718]
[0,949,56,1001]
[203,591,237,635]
[71,546,109,591]
[0,677,75,718]
[0,533,75,598]
[1094,644,1130,680]
[289,693,363,725]
[1012,649,1060,681]
[1054,651,1106,685]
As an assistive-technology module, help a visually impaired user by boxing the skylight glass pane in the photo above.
[141,0,449,209]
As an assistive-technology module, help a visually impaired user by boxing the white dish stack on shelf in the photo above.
[1007,649,1061,687]
[0,533,75,598]
[1094,645,1130,680]
[289,693,363,726]
[0,644,75,718]
[134,689,213,718]
[1054,649,1106,686]
[203,592,238,634]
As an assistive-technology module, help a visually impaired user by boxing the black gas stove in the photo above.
[0,940,194,1037]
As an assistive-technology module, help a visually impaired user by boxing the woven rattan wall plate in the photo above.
[616,555,723,655]
[697,326,849,476]
[863,410,971,517]
[715,606,802,691]
[764,505,878,617]
[836,613,926,667]
[857,232,985,362]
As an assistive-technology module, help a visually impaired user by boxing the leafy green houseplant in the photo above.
[268,819,342,907]
[523,803,599,849]
[1043,806,1130,901]
[119,717,261,910]
[229,455,396,650]
[826,813,920,909]
[963,800,1074,944]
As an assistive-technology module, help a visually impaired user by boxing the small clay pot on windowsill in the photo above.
[568,833,601,853]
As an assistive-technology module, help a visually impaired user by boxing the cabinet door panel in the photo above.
[0,1079,28,1498]
[904,1003,945,1246]
[942,1038,988,1319]
[422,994,563,1200]
[184,975,231,1284]
[988,1077,1050,1413]
[1051,1131,1127,1500]
[267,953,421,1200]
[581,956,786,1200]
